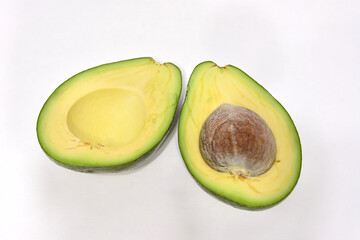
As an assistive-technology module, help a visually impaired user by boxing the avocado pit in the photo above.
[199,104,276,177]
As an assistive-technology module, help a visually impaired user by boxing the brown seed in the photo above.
[199,104,276,177]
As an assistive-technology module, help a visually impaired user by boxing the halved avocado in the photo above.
[37,57,182,172]
[178,61,301,208]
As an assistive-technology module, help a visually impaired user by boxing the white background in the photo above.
[1,1,360,239]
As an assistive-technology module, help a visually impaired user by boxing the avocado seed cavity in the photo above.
[199,104,276,177]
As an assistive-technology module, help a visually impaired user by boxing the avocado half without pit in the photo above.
[37,57,182,172]
[178,62,301,208]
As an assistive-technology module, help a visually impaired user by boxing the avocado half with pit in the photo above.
[178,61,301,208]
[37,57,182,172]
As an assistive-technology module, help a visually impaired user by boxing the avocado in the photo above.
[178,61,301,208]
[37,57,182,172]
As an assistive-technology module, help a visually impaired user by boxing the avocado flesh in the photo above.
[37,57,182,170]
[178,62,301,208]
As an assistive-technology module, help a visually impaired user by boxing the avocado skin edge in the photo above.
[178,61,302,209]
[37,57,182,173]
